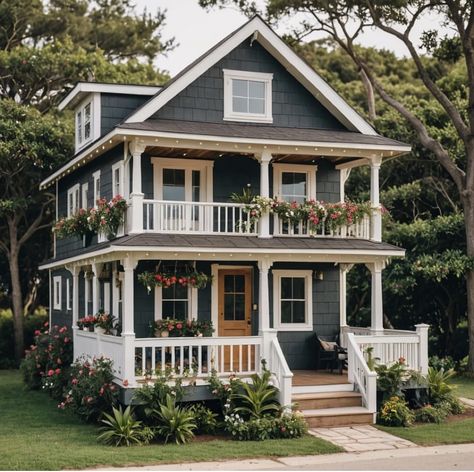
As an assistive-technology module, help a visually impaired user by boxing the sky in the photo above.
[134,0,446,77]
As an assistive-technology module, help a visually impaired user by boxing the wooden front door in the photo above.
[218,268,252,337]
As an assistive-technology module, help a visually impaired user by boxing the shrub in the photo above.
[375,359,416,401]
[439,395,465,415]
[414,404,449,424]
[98,405,154,447]
[154,394,196,444]
[273,412,308,439]
[188,402,218,435]
[208,370,243,409]
[231,368,280,419]
[20,322,73,396]
[60,356,118,422]
[378,396,414,427]
[429,356,456,372]
[426,367,456,403]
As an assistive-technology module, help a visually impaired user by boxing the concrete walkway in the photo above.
[92,443,474,470]
[309,425,416,452]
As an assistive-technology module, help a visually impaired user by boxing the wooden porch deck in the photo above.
[292,370,349,386]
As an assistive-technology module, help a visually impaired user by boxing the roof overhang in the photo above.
[38,127,411,190]
[58,82,162,111]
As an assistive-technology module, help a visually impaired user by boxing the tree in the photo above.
[0,0,173,363]
[200,0,474,371]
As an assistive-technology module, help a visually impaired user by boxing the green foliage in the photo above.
[414,404,449,424]
[426,367,456,404]
[378,396,414,427]
[97,406,154,447]
[230,368,280,419]
[153,394,197,444]
[429,356,456,372]
[187,403,219,435]
[20,322,73,394]
[61,356,119,422]
[375,360,416,400]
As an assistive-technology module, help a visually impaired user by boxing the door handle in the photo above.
[247,320,251,326]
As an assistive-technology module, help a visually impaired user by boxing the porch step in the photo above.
[292,383,354,395]
[292,391,362,410]
[299,406,374,428]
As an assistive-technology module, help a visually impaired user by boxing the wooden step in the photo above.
[300,406,374,428]
[292,383,354,395]
[292,391,362,410]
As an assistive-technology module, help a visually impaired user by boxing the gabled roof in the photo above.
[58,82,162,111]
[124,15,377,136]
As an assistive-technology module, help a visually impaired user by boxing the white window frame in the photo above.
[223,69,273,123]
[75,93,101,152]
[151,157,214,202]
[53,276,62,311]
[67,184,80,217]
[92,170,101,207]
[112,161,124,197]
[81,183,89,209]
[103,282,111,313]
[272,270,313,331]
[154,285,197,321]
[66,278,71,311]
[272,163,317,202]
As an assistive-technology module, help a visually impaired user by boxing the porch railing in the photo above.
[268,335,293,407]
[143,199,258,235]
[134,335,262,379]
[347,332,377,414]
[274,215,370,238]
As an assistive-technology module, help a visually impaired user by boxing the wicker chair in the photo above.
[315,332,347,374]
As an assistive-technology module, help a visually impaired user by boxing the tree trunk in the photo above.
[359,68,376,121]
[464,194,474,373]
[8,244,24,364]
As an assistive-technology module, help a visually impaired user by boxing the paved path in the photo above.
[92,443,474,470]
[309,425,416,452]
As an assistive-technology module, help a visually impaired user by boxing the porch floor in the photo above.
[292,370,349,387]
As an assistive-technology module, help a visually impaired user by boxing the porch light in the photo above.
[313,270,324,281]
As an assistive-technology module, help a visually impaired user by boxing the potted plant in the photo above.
[95,310,115,335]
[77,315,97,332]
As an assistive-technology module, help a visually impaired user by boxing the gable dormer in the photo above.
[58,82,161,152]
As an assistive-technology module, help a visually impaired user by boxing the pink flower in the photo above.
[55,368,61,375]
[123,379,129,387]
[34,330,41,336]
[47,369,54,377]
[72,378,78,385]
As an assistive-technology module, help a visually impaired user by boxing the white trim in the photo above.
[112,161,124,197]
[272,269,313,331]
[223,69,273,123]
[39,127,410,190]
[53,276,62,310]
[154,284,194,321]
[151,157,214,202]
[59,82,161,111]
[75,94,101,152]
[272,163,317,200]
[124,17,376,135]
[66,278,71,311]
[92,170,101,206]
[103,282,111,313]
[67,184,80,217]
[81,183,89,209]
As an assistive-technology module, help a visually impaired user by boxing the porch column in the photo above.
[415,324,430,374]
[121,256,137,385]
[91,262,102,315]
[129,140,146,234]
[370,156,382,242]
[339,264,353,343]
[258,258,272,332]
[366,260,385,334]
[257,150,272,238]
[71,266,80,328]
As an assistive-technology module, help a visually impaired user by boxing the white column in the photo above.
[71,266,80,327]
[370,156,382,242]
[121,256,137,386]
[91,262,101,314]
[129,141,146,234]
[366,260,385,334]
[258,258,272,332]
[415,323,430,374]
[257,150,272,238]
[339,263,353,347]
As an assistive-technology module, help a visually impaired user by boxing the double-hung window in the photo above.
[223,69,273,123]
[273,270,312,331]
[53,276,62,310]
[67,184,80,217]
[273,164,317,203]
[93,170,101,206]
[112,162,124,197]
[76,101,92,148]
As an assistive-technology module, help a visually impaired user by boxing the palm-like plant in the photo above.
[427,367,456,403]
[231,369,280,419]
[154,394,196,444]
[97,405,153,447]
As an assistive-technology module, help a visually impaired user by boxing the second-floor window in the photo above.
[112,162,124,196]
[76,100,92,148]
[273,164,317,203]
[67,184,80,217]
[223,69,273,123]
[93,171,101,206]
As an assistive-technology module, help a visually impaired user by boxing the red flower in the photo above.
[123,379,129,387]
[59,326,67,334]
[176,323,183,330]
[34,330,41,336]
[55,368,61,375]
[47,369,54,376]
[44,322,49,328]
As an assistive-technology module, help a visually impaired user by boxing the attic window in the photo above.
[75,93,100,151]
[223,69,273,123]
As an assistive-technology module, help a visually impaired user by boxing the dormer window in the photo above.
[74,93,100,151]
[223,69,273,123]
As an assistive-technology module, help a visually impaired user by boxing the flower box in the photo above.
[150,318,214,338]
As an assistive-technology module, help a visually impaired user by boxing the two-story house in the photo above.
[39,16,429,426]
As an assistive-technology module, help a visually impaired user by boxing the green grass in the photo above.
[453,376,474,399]
[0,371,341,470]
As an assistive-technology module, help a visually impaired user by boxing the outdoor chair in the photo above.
[315,332,348,374]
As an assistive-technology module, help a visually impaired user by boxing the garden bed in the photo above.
[0,370,340,470]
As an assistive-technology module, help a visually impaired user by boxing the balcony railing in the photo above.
[143,199,258,235]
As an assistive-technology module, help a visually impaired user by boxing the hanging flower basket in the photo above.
[138,269,212,294]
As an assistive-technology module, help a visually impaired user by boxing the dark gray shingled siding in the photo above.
[50,268,72,328]
[101,94,150,136]
[317,160,340,203]
[151,39,346,131]
[56,143,124,259]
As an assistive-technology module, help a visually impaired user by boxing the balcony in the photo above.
[138,199,374,240]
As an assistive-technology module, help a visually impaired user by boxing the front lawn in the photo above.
[378,415,474,446]
[0,370,341,470]
[453,376,474,399]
